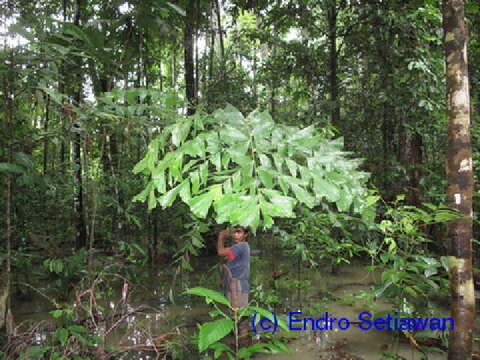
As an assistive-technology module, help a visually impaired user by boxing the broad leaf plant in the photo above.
[133,105,371,232]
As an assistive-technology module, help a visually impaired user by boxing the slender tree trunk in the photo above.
[209,9,215,84]
[108,134,122,236]
[73,0,87,249]
[327,0,340,128]
[195,0,200,99]
[43,95,50,175]
[0,52,14,331]
[184,0,196,115]
[215,0,225,67]
[174,47,177,90]
[443,0,475,358]
[270,81,276,117]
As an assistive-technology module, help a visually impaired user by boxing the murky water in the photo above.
[11,255,457,359]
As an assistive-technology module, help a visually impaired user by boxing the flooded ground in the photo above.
[11,253,464,359]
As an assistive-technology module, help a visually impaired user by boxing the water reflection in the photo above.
[12,255,450,360]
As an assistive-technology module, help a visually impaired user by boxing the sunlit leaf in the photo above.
[198,318,234,352]
[189,191,214,218]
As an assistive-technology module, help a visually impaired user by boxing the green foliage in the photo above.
[134,105,370,232]
[365,198,462,327]
[184,287,289,359]
[19,307,101,360]
[42,249,88,297]
[198,318,235,352]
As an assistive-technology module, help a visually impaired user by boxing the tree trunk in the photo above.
[443,0,475,358]
[215,0,225,66]
[327,0,340,128]
[195,0,200,98]
[0,52,14,330]
[184,0,196,115]
[209,9,215,84]
[73,0,87,249]
[43,95,50,175]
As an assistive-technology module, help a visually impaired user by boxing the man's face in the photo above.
[231,227,248,243]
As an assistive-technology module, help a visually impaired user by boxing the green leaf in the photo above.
[56,328,69,345]
[232,198,260,232]
[214,194,243,223]
[290,184,315,208]
[179,180,191,203]
[210,184,223,201]
[169,152,184,179]
[267,339,290,353]
[222,153,231,168]
[211,152,222,171]
[223,178,232,194]
[221,125,249,143]
[198,318,234,352]
[133,183,153,203]
[184,287,230,306]
[218,104,245,127]
[262,212,274,229]
[152,167,166,194]
[258,168,274,188]
[25,345,49,359]
[259,154,271,168]
[260,199,294,218]
[182,137,205,157]
[261,189,296,217]
[189,191,214,218]
[205,132,220,153]
[285,159,298,177]
[158,183,182,208]
[250,110,274,137]
[148,189,157,210]
[50,310,64,318]
[228,148,251,167]
[209,342,233,359]
[336,192,353,212]
[272,153,283,172]
[191,171,200,193]
[171,119,192,147]
[278,176,289,195]
[313,178,340,202]
[199,163,209,185]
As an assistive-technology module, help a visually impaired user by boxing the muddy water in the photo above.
[12,256,450,359]
[256,262,447,360]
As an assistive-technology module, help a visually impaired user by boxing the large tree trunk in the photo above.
[443,0,475,358]
[184,0,196,115]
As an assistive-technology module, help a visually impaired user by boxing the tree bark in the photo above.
[443,0,475,358]
[73,0,87,249]
[43,95,50,175]
[215,0,225,66]
[195,0,200,99]
[184,0,196,115]
[327,0,340,128]
[0,51,14,330]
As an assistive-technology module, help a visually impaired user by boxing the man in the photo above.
[217,226,250,339]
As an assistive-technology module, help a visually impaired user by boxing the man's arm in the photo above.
[217,229,235,260]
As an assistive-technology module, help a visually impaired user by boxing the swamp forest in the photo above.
[0,0,480,359]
